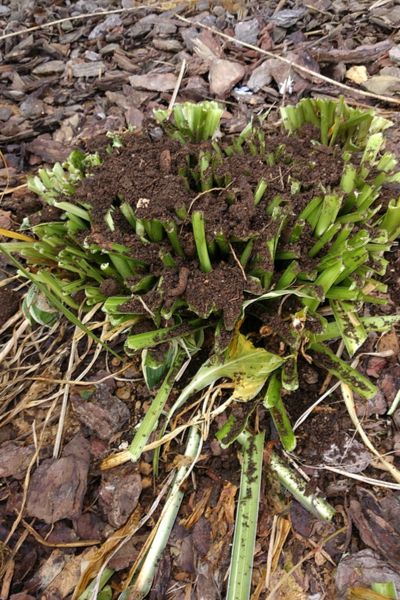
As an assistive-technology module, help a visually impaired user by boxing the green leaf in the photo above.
[309,342,377,399]
[330,300,368,357]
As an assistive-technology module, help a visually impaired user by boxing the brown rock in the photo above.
[129,72,178,92]
[99,464,142,528]
[152,37,182,52]
[26,434,90,524]
[26,135,71,163]
[209,59,245,97]
[0,442,34,479]
[125,107,144,130]
[71,390,129,441]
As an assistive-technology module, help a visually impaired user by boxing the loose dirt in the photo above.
[73,126,344,330]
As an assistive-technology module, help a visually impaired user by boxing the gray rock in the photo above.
[0,107,13,121]
[209,59,245,97]
[153,37,182,52]
[32,60,65,75]
[247,60,274,91]
[88,14,122,39]
[99,465,142,528]
[389,45,400,64]
[20,97,45,118]
[129,71,177,91]
[269,8,306,28]
[180,26,200,51]
[234,18,260,46]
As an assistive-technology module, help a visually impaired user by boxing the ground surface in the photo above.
[1,1,400,599]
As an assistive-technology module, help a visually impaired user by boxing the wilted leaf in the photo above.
[175,333,285,407]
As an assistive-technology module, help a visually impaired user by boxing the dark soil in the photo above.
[73,126,344,330]
[0,286,21,327]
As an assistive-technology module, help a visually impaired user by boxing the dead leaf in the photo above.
[377,330,399,358]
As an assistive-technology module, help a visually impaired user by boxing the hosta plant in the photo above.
[3,98,400,600]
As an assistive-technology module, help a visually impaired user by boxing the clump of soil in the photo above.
[0,286,21,327]
[70,125,345,330]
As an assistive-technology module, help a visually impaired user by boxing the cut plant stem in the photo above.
[264,374,296,451]
[192,210,212,273]
[226,431,264,600]
[125,426,202,600]
[269,452,335,521]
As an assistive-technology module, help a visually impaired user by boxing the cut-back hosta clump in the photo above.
[6,99,400,377]
[3,98,400,599]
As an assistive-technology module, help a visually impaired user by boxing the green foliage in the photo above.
[7,97,400,600]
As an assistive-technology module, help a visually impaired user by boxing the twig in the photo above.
[273,0,287,14]
[229,243,247,281]
[167,58,187,120]
[21,520,99,547]
[175,14,400,106]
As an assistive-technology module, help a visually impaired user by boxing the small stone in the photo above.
[125,106,144,130]
[209,59,245,97]
[0,442,34,479]
[389,45,400,64]
[129,72,178,92]
[181,26,200,51]
[115,386,131,401]
[346,65,368,84]
[0,107,12,121]
[88,15,122,40]
[234,18,260,46]
[153,37,182,52]
[20,97,45,118]
[247,60,273,91]
[70,61,105,78]
[99,465,142,528]
[32,60,65,75]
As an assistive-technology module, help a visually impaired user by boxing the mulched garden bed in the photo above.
[1,1,400,599]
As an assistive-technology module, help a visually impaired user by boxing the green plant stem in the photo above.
[192,211,212,273]
[270,452,335,520]
[226,431,264,600]
[264,374,296,451]
[123,426,201,600]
